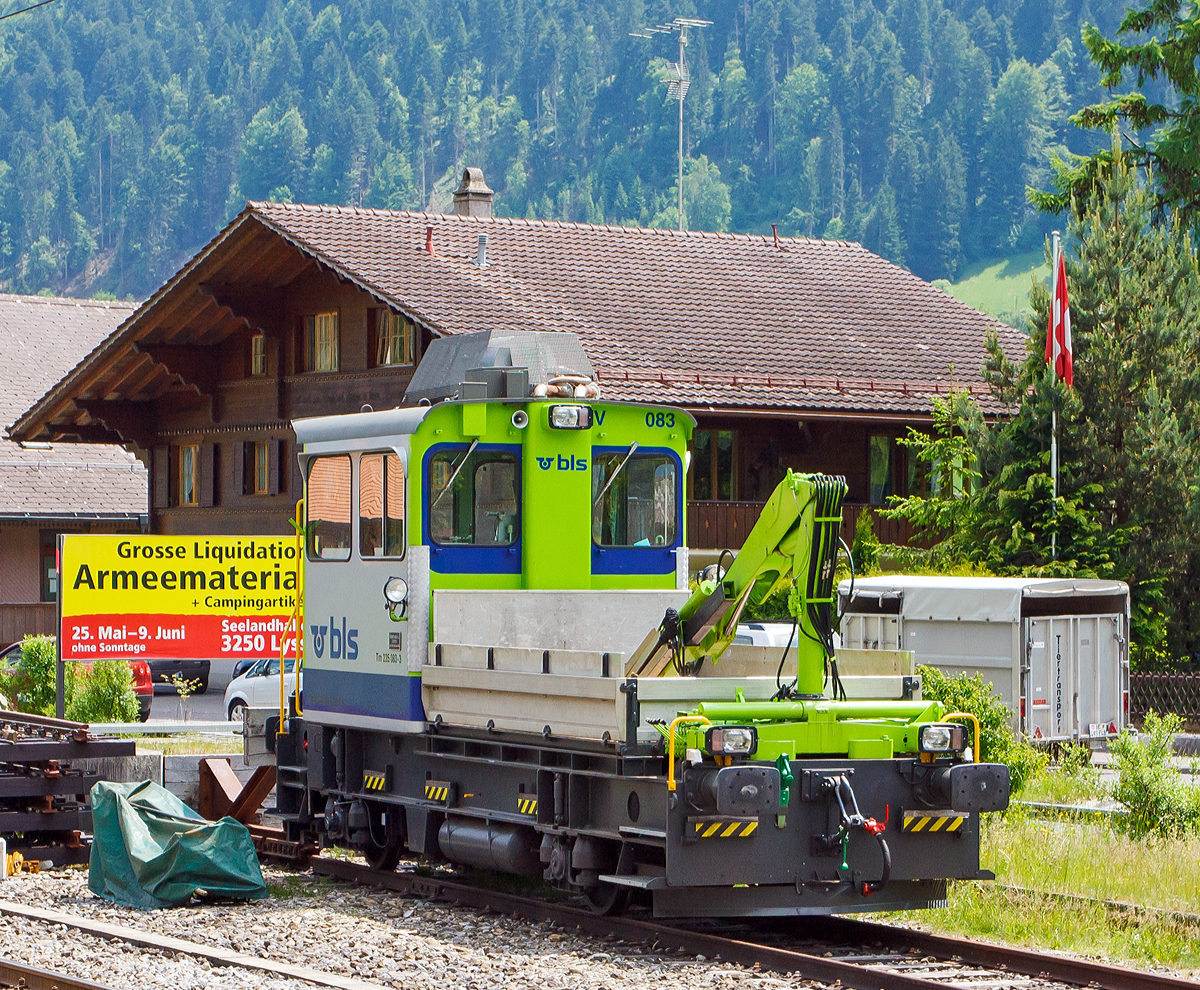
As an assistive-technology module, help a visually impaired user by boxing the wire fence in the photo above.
[1130,674,1200,720]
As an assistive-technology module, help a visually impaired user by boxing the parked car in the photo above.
[230,657,258,681]
[129,659,153,721]
[224,656,297,721]
[148,658,211,694]
[0,642,152,722]
[733,622,840,652]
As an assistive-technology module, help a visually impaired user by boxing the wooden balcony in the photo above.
[687,500,928,551]
[0,603,56,648]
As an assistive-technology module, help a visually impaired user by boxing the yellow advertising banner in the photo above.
[60,535,298,661]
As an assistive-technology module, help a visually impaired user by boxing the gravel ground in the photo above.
[0,911,316,989]
[0,863,825,989]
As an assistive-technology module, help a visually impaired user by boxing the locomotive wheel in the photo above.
[362,804,405,872]
[584,880,630,916]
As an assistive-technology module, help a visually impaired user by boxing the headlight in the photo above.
[548,404,592,429]
[706,725,758,756]
[383,576,409,606]
[919,722,968,753]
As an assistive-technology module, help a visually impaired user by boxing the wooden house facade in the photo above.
[10,170,1021,558]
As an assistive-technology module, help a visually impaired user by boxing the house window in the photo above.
[869,435,895,506]
[691,429,736,500]
[305,312,339,372]
[251,333,266,376]
[360,453,405,558]
[254,441,269,494]
[179,444,199,506]
[306,455,352,560]
[374,309,414,367]
[40,536,58,602]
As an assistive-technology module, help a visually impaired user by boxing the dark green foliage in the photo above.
[917,665,1048,793]
[0,0,1128,298]
[850,507,881,575]
[889,151,1200,658]
[1034,1,1200,225]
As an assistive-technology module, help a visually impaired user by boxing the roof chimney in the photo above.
[475,233,489,268]
[453,167,494,218]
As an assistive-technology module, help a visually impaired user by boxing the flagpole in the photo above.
[1050,229,1060,561]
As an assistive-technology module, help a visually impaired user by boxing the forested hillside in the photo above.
[0,0,1133,299]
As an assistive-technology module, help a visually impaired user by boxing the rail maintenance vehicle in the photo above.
[257,330,1010,917]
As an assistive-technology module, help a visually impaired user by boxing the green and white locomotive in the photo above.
[267,330,1009,917]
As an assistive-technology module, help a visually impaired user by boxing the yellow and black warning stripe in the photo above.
[363,771,388,792]
[691,819,759,839]
[517,796,538,815]
[424,781,451,802]
[902,811,965,833]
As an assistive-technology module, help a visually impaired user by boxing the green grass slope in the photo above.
[941,250,1050,325]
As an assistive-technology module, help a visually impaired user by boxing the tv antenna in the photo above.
[630,16,712,231]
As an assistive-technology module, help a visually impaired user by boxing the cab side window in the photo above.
[306,455,352,561]
[360,453,405,558]
[593,453,678,547]
[428,448,519,546]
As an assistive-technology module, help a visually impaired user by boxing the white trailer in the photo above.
[838,576,1130,744]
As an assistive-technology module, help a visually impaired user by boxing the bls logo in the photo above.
[536,454,588,471]
[310,616,359,660]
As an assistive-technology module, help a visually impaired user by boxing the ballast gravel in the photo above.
[0,862,825,989]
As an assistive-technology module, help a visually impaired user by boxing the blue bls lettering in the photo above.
[537,455,588,471]
[310,617,358,660]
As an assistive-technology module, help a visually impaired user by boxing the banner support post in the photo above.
[56,534,65,719]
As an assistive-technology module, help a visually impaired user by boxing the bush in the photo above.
[0,635,138,723]
[850,508,881,575]
[2,635,58,716]
[1108,711,1200,840]
[65,661,140,724]
[1054,740,1097,779]
[917,664,1048,793]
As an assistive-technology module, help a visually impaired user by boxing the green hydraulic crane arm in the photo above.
[633,471,847,696]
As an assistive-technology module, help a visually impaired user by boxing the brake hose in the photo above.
[833,775,891,895]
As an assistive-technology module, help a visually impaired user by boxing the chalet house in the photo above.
[10,170,1020,561]
[0,294,147,647]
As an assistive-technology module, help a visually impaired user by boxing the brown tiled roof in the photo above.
[0,294,146,518]
[250,203,1024,415]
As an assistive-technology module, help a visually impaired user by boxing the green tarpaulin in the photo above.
[88,779,267,909]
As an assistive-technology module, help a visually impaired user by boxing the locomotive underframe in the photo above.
[274,716,988,917]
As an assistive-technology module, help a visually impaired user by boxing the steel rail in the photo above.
[0,956,116,990]
[312,858,1197,990]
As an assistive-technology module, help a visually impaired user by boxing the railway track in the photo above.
[0,956,116,990]
[312,857,1198,990]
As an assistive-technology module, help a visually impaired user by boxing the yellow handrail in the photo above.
[667,715,712,791]
[279,498,305,734]
[943,711,980,763]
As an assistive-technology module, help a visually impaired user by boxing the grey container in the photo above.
[838,576,1129,744]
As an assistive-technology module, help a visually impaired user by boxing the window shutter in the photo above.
[199,442,215,507]
[153,446,169,509]
[232,441,245,496]
[268,439,281,495]
[368,308,377,368]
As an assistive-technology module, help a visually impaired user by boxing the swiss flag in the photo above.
[1045,250,1073,387]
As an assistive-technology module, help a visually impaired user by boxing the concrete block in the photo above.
[163,754,257,809]
[72,753,164,788]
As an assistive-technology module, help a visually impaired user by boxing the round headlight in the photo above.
[383,576,409,606]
